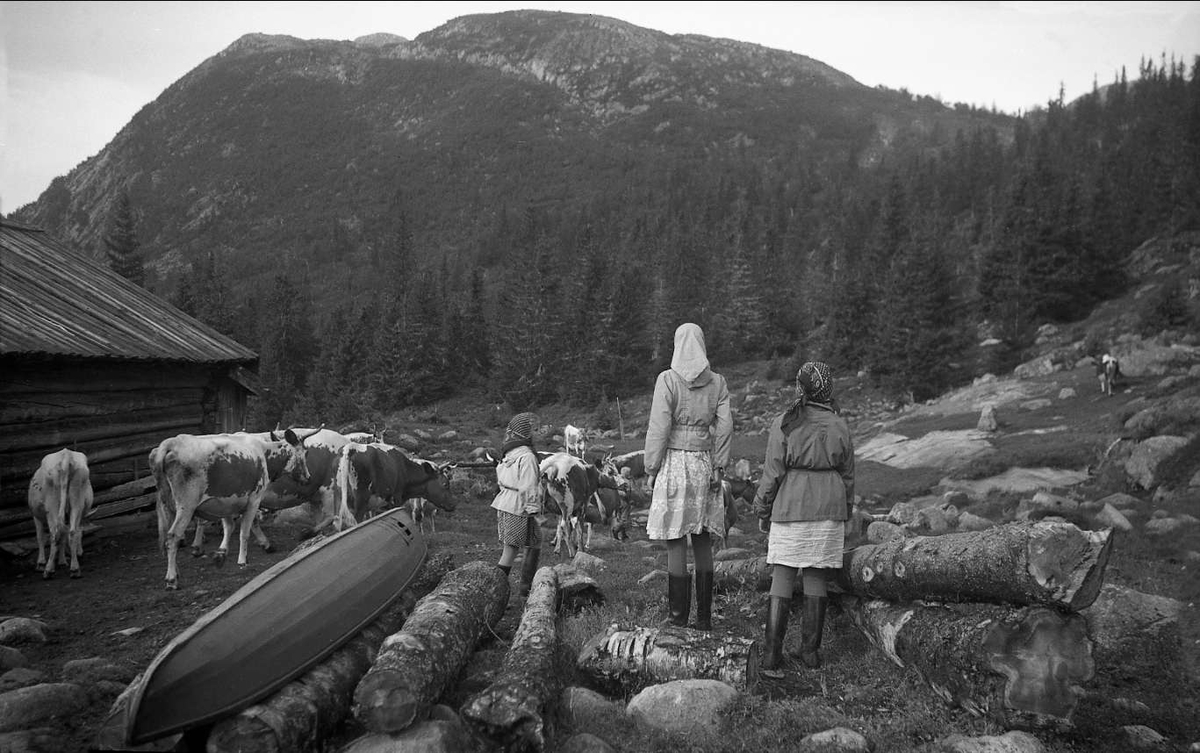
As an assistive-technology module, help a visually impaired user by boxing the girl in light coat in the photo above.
[644,323,733,630]
[491,412,544,597]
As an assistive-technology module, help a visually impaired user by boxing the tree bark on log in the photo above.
[460,566,560,752]
[712,556,772,592]
[552,563,604,612]
[353,560,510,734]
[842,595,1094,728]
[204,552,454,753]
[576,624,759,696]
[839,521,1113,611]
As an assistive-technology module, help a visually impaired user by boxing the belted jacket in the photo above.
[753,403,855,522]
[644,366,732,475]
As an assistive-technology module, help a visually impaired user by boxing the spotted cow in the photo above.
[27,448,94,579]
[540,451,603,557]
[150,430,311,589]
[190,427,349,555]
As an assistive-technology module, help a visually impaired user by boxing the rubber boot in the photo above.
[693,570,714,630]
[760,596,790,678]
[799,595,828,668]
[519,546,541,597]
[661,573,691,628]
[497,563,512,576]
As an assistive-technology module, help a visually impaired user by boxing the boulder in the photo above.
[0,683,89,733]
[1124,436,1190,490]
[625,679,738,735]
[977,403,998,432]
[801,727,872,751]
[937,730,1047,752]
[559,686,620,728]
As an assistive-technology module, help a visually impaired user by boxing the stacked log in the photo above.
[460,566,561,752]
[838,521,1113,610]
[834,521,1111,728]
[204,552,454,753]
[352,560,510,734]
[842,597,1094,730]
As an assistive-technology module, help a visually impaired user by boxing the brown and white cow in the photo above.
[540,452,602,557]
[336,442,458,528]
[27,448,94,579]
[151,430,311,589]
[189,427,349,554]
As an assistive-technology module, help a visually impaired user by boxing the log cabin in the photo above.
[0,219,259,518]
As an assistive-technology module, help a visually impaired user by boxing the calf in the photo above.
[540,452,601,557]
[151,430,311,589]
[27,448,94,579]
[407,498,439,535]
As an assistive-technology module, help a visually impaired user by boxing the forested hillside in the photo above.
[8,11,1199,430]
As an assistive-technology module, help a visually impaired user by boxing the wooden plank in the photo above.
[0,387,202,423]
[93,475,157,505]
[88,493,158,520]
[0,362,212,394]
[0,404,200,453]
[0,423,200,486]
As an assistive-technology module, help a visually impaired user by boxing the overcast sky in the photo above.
[3,1,1199,213]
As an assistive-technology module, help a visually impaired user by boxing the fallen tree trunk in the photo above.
[576,624,759,696]
[461,566,561,752]
[839,521,1113,611]
[712,556,772,592]
[353,560,510,734]
[842,595,1094,728]
[204,552,455,753]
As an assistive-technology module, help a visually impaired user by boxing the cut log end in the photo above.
[983,608,1094,721]
[353,684,420,734]
[1026,524,1113,611]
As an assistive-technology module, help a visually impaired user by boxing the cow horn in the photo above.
[299,424,325,442]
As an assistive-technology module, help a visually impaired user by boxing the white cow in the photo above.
[563,424,587,457]
[27,448,94,579]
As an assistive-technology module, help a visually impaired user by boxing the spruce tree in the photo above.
[104,193,144,286]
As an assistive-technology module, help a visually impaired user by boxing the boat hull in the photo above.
[124,507,426,745]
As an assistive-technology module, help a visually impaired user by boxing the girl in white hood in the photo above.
[643,323,733,629]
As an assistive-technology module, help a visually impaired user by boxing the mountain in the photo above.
[10,10,1010,302]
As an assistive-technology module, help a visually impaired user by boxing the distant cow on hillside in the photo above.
[1096,353,1121,396]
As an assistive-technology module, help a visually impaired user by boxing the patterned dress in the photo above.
[645,449,725,544]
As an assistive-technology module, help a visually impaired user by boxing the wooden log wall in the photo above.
[0,358,236,511]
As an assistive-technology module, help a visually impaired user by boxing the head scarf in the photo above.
[670,323,710,383]
[502,412,537,455]
[796,361,834,404]
[780,361,837,435]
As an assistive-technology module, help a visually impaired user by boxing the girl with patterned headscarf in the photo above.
[643,323,733,630]
[752,361,855,677]
[491,412,544,597]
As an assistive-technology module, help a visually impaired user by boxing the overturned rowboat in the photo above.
[120,507,427,746]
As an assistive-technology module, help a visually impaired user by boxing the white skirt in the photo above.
[766,520,844,569]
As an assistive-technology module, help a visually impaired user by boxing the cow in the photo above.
[189,427,349,555]
[151,430,312,589]
[539,451,602,557]
[336,442,458,528]
[563,424,587,457]
[1097,353,1121,396]
[579,477,631,549]
[407,498,439,535]
[27,448,94,579]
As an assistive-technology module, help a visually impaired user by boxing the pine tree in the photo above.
[103,193,144,286]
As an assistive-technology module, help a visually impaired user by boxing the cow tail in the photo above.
[336,448,356,530]
[151,445,172,552]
